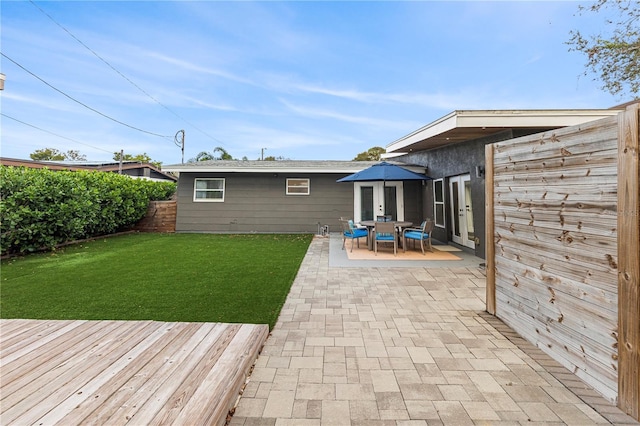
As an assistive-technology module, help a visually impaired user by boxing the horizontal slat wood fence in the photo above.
[135,200,177,233]
[486,103,640,419]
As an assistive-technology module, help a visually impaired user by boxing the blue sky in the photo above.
[0,1,622,166]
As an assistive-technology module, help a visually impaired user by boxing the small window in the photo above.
[194,178,225,202]
[433,179,445,228]
[286,178,310,195]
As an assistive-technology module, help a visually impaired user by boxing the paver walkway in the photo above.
[231,236,638,426]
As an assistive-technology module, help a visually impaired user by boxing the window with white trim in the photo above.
[433,179,445,227]
[286,178,310,195]
[194,178,225,202]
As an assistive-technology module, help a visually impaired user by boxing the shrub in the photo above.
[0,166,176,254]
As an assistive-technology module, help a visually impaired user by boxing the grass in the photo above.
[0,233,313,330]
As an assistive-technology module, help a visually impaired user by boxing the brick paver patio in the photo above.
[230,236,638,425]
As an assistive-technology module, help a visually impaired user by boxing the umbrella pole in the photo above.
[382,179,385,219]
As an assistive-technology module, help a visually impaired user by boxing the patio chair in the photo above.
[374,221,397,256]
[402,219,434,254]
[340,219,368,252]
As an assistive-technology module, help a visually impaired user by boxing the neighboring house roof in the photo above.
[0,157,177,182]
[0,157,95,171]
[384,109,623,155]
[163,160,425,174]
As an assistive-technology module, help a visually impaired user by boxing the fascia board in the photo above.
[162,166,371,174]
[386,111,459,152]
[386,109,622,153]
[456,110,620,127]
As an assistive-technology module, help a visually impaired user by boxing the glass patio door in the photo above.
[354,182,404,222]
[449,174,475,249]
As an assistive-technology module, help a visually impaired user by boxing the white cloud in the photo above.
[177,95,238,112]
[279,98,413,130]
[145,52,254,85]
[525,54,544,65]
[288,82,498,111]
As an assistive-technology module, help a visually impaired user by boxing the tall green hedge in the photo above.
[0,166,176,255]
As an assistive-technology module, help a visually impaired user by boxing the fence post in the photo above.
[617,103,640,420]
[485,143,496,315]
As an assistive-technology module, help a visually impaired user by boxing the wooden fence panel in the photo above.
[617,104,640,419]
[491,115,620,403]
[135,201,177,233]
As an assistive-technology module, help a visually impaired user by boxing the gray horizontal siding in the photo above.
[176,172,354,233]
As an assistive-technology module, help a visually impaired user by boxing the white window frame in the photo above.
[433,178,445,228]
[193,178,225,202]
[286,178,310,195]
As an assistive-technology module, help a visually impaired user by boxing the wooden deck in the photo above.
[0,319,269,425]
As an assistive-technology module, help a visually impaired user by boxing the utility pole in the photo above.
[118,149,123,174]
[261,147,267,161]
[175,130,185,164]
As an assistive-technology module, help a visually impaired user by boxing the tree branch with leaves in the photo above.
[187,147,234,162]
[113,152,162,169]
[567,0,640,99]
[353,147,386,161]
[30,148,87,161]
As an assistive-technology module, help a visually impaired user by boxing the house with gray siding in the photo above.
[384,109,622,259]
[163,109,622,250]
[162,160,427,234]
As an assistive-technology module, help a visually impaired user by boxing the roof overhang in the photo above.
[163,160,426,175]
[163,160,375,174]
[385,109,622,154]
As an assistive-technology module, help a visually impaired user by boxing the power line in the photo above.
[2,113,115,154]
[29,0,228,147]
[0,52,172,139]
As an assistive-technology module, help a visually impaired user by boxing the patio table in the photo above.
[360,220,413,250]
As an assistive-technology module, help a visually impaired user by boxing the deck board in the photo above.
[0,319,268,426]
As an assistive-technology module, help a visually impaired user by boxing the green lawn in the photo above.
[0,233,313,330]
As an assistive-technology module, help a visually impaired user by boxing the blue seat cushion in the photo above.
[345,229,367,238]
[376,234,395,241]
[405,231,429,240]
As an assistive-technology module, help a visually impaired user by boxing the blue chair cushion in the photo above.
[405,231,429,240]
[376,234,395,241]
[345,229,367,238]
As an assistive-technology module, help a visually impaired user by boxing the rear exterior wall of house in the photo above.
[175,172,424,234]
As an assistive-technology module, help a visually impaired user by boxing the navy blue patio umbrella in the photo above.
[336,161,432,183]
[337,162,432,219]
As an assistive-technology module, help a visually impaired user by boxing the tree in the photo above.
[213,147,233,160]
[187,147,234,163]
[30,148,86,161]
[65,150,87,161]
[30,148,65,161]
[567,0,640,99]
[113,152,161,168]
[188,151,215,162]
[353,147,386,161]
